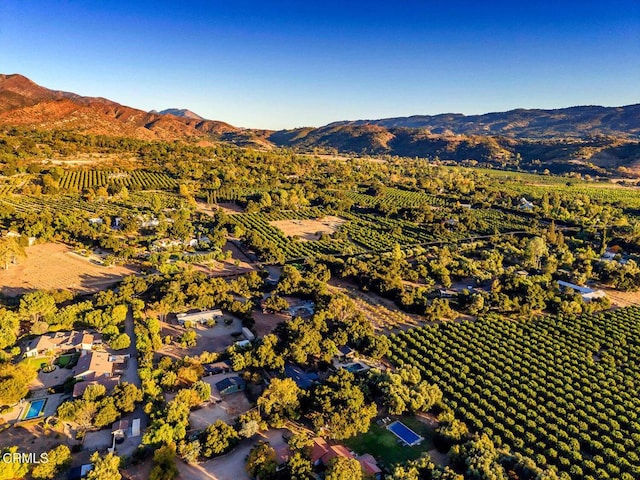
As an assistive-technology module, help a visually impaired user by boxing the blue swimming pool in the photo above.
[343,363,366,373]
[387,421,423,446]
[23,399,46,420]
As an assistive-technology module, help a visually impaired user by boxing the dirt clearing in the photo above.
[270,215,346,241]
[0,243,137,297]
[196,201,244,215]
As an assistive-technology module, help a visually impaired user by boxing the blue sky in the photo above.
[1,1,639,129]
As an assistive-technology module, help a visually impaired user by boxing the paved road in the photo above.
[122,309,141,387]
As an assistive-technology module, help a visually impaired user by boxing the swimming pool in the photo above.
[23,399,46,420]
[343,363,366,373]
[387,421,423,446]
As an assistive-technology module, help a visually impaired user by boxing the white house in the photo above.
[24,331,100,358]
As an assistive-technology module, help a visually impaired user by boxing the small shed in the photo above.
[131,418,141,437]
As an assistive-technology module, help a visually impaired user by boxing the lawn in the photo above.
[21,356,50,371]
[56,353,79,368]
[344,416,436,467]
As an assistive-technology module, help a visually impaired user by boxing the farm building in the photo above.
[557,280,606,303]
[215,376,246,395]
[176,309,223,325]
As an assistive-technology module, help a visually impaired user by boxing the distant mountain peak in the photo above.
[153,108,205,121]
[0,73,245,142]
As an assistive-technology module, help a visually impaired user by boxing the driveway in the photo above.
[122,309,141,387]
[177,439,254,480]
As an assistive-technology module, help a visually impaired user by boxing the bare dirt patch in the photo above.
[329,279,426,333]
[196,201,244,215]
[270,215,346,241]
[159,317,244,358]
[598,286,640,308]
[0,243,138,297]
[0,422,75,456]
[253,310,289,337]
[192,241,257,278]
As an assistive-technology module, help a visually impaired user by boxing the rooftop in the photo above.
[284,363,319,390]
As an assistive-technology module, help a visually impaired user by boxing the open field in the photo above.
[270,215,346,241]
[0,243,138,297]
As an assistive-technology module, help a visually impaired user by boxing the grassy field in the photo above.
[343,416,435,467]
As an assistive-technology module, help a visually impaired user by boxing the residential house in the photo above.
[284,363,319,390]
[273,444,293,472]
[67,464,93,480]
[288,300,315,318]
[73,351,113,380]
[310,437,381,479]
[215,376,245,396]
[338,345,356,361]
[24,331,100,358]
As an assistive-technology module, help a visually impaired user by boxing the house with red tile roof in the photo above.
[310,437,381,478]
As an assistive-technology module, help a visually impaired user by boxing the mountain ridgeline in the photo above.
[1,73,639,175]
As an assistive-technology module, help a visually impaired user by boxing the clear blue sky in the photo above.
[1,1,639,129]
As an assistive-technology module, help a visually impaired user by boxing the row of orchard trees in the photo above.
[389,307,640,480]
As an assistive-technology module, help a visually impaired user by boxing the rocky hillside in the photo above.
[0,74,255,143]
[327,105,640,140]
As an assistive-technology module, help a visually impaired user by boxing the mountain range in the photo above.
[1,73,639,175]
[150,108,206,121]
